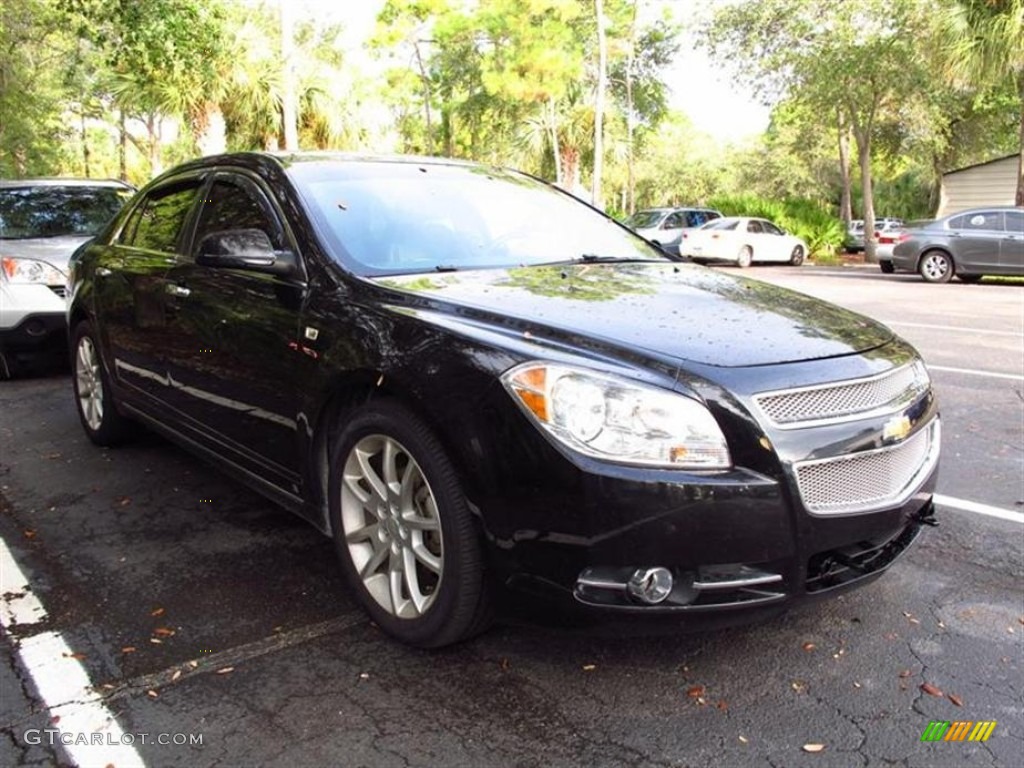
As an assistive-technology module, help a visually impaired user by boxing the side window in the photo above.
[762,222,783,236]
[958,212,1003,231]
[122,181,201,252]
[192,178,283,258]
[1002,210,1023,234]
[663,212,684,229]
[746,220,763,234]
[686,211,704,227]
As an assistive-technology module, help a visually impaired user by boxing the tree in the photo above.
[940,0,1024,204]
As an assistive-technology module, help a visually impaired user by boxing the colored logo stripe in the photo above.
[969,722,997,742]
[921,722,949,741]
[922,720,997,742]
[944,722,973,741]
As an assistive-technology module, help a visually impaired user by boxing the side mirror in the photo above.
[196,229,297,278]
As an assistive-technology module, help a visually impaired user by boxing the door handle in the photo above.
[96,267,112,277]
[166,284,191,298]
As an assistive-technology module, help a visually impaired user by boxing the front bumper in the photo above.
[0,311,67,351]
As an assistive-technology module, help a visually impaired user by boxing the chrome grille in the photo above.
[755,363,928,428]
[794,420,940,515]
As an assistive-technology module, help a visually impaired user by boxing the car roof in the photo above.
[0,178,134,189]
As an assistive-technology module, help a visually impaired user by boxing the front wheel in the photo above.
[788,246,805,266]
[328,400,490,647]
[879,260,895,274]
[736,246,753,268]
[919,251,953,283]
[71,321,134,446]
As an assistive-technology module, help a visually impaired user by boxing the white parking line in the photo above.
[0,538,145,768]
[928,365,1024,382]
[881,321,1024,338]
[934,494,1024,525]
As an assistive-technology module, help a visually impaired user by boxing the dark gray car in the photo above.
[890,206,1024,283]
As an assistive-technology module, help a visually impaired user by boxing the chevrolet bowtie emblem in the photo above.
[883,414,912,443]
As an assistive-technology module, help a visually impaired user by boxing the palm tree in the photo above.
[941,0,1024,205]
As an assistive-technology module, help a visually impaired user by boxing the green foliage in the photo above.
[706,194,845,259]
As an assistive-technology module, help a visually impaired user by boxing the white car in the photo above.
[1,179,133,378]
[625,207,722,255]
[680,216,808,267]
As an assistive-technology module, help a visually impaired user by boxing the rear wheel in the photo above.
[919,251,953,283]
[879,260,895,274]
[328,400,490,647]
[71,321,135,445]
[788,246,805,266]
[736,246,753,268]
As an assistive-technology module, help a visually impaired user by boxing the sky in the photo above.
[312,0,770,144]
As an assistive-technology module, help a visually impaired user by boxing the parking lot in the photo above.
[1,264,1021,768]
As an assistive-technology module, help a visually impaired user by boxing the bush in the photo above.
[706,194,845,260]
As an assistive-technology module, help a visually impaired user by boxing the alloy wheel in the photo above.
[339,435,444,619]
[75,336,104,431]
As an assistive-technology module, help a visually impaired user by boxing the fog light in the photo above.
[626,567,673,604]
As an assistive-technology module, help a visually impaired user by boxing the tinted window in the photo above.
[192,178,283,258]
[746,220,763,234]
[663,212,685,228]
[703,219,739,231]
[1003,210,1023,233]
[762,221,783,236]
[949,211,1003,231]
[626,210,665,229]
[0,186,131,239]
[124,181,201,252]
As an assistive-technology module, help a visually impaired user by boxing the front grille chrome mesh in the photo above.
[795,420,940,515]
[755,363,928,427]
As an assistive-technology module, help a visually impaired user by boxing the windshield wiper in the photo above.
[434,264,459,272]
[530,254,668,267]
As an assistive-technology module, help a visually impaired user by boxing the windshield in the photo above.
[290,161,667,275]
[625,210,667,229]
[0,185,132,239]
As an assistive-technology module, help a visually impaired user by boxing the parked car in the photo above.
[845,219,865,252]
[846,218,902,257]
[890,207,1024,282]
[679,216,808,267]
[68,152,939,647]
[625,207,722,255]
[1,178,134,378]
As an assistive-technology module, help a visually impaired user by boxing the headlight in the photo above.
[1,257,65,285]
[502,362,732,469]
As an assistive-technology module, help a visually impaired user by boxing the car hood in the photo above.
[372,262,894,368]
[0,235,91,274]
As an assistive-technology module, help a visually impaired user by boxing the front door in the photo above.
[161,173,308,489]
[948,210,1003,272]
[1000,209,1024,276]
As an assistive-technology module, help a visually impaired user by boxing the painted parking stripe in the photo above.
[881,321,1024,338]
[934,494,1024,525]
[928,365,1024,382]
[0,538,145,767]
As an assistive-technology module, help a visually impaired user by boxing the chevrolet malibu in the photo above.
[67,153,940,647]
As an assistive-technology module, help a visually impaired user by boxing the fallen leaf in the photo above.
[884,632,899,641]
[51,716,61,724]
[948,693,964,707]
[153,627,175,637]
[909,618,920,625]
[582,664,597,672]
[921,682,943,697]
[150,608,165,617]
[937,621,946,629]
[188,660,199,669]
[68,652,87,661]
[500,658,510,671]
[791,680,808,693]
[45,452,62,459]
[802,744,826,753]
[146,690,158,698]
[215,667,234,675]
[902,611,913,618]
[696,696,707,706]
[23,529,36,539]
[149,638,162,644]
[686,685,706,698]
[117,497,131,506]
[898,670,912,678]
[853,682,862,689]
[359,672,370,680]
[716,700,729,711]
[738,736,748,744]
[171,670,182,682]
[802,642,816,652]
[1018,616,1023,626]
[101,684,115,690]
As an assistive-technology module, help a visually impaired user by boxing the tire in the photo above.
[736,246,753,268]
[71,321,134,446]
[788,246,805,266]
[0,349,12,381]
[879,260,895,274]
[328,400,490,647]
[918,251,953,283]
[957,273,983,283]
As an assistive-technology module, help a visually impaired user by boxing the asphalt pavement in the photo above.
[1,265,1021,768]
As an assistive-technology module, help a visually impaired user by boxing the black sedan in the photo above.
[67,152,940,647]
[889,206,1024,282]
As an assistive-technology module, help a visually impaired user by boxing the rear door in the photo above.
[1000,209,1024,275]
[947,211,1003,272]
[94,176,203,406]
[160,171,308,487]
